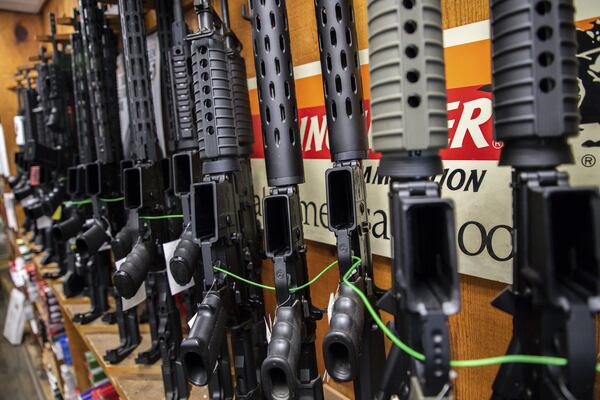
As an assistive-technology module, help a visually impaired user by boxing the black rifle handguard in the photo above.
[180,293,226,387]
[322,282,364,382]
[113,241,154,299]
[261,303,301,399]
[169,224,200,285]
[52,209,84,241]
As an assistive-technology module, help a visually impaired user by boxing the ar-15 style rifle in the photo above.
[167,0,203,294]
[164,0,209,328]
[246,0,325,398]
[72,1,127,325]
[26,14,77,269]
[112,0,189,397]
[366,0,461,398]
[489,1,600,398]
[178,1,266,398]
[9,69,34,194]
[49,8,98,297]
[314,1,385,398]
[12,68,40,206]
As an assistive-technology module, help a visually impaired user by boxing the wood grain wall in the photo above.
[0,11,44,177]
[1,1,597,399]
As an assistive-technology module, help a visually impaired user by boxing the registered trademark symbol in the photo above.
[492,140,504,150]
[581,154,596,167]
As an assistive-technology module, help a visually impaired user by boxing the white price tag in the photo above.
[36,216,53,229]
[265,314,273,343]
[3,193,18,231]
[115,258,146,311]
[163,239,195,295]
[20,196,36,208]
[187,312,197,329]
[327,292,336,325]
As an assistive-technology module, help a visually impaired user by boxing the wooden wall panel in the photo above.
[40,0,78,33]
[0,11,45,177]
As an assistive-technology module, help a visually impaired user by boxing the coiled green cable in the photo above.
[64,196,125,207]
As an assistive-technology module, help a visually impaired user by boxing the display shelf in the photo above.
[14,233,349,399]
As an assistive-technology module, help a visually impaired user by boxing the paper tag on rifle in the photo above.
[98,242,111,252]
[115,258,146,311]
[51,206,62,221]
[187,312,197,329]
[323,370,330,384]
[264,315,272,344]
[327,292,336,325]
[36,216,53,229]
[163,239,195,295]
[20,195,36,208]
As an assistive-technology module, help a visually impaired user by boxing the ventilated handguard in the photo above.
[118,0,160,162]
[80,0,123,165]
[226,41,254,156]
[367,0,447,177]
[250,0,304,187]
[261,303,301,398]
[70,29,96,165]
[189,17,238,173]
[180,293,227,387]
[322,282,364,382]
[169,14,197,153]
[490,0,578,167]
[315,0,368,162]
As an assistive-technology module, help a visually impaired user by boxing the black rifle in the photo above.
[178,1,266,399]
[314,1,386,398]
[73,1,127,325]
[113,0,189,397]
[24,14,77,262]
[50,8,98,297]
[163,0,208,324]
[489,1,600,398]
[366,1,461,398]
[247,0,324,398]
[221,0,268,389]
[9,69,34,194]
